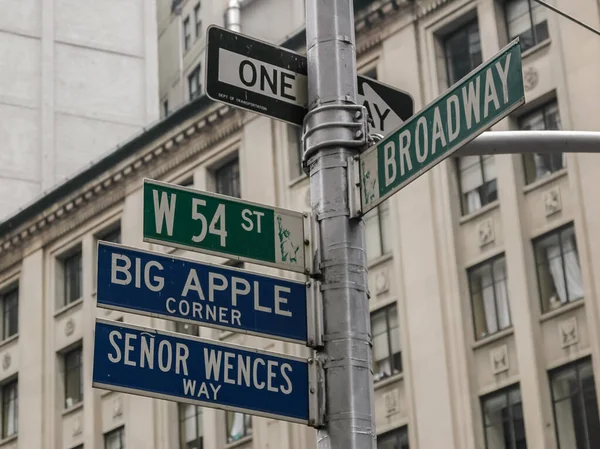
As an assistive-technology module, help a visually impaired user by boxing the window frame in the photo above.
[104,426,125,449]
[549,357,600,449]
[62,249,83,306]
[370,303,402,383]
[364,201,391,262]
[183,16,191,51]
[163,99,169,117]
[0,378,18,439]
[214,157,241,199]
[179,403,203,449]
[533,223,583,314]
[443,19,482,86]
[456,155,498,215]
[504,0,549,52]
[194,2,202,39]
[467,254,512,340]
[518,100,563,184]
[64,346,83,409]
[188,64,202,101]
[481,383,527,449]
[0,286,18,341]
[377,425,409,449]
[225,412,252,444]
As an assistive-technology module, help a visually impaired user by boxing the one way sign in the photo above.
[206,25,413,135]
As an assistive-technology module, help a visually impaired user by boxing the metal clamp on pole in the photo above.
[302,104,369,175]
[308,355,326,428]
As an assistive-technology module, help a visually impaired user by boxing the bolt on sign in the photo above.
[142,179,307,273]
[359,40,524,214]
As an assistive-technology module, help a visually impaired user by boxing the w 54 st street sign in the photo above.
[359,40,524,213]
[143,179,308,273]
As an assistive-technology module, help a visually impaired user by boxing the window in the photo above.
[444,20,482,86]
[468,255,511,340]
[176,321,199,336]
[226,412,252,443]
[288,125,304,179]
[180,404,203,449]
[457,155,498,215]
[104,426,125,449]
[163,99,169,117]
[551,358,600,449]
[482,385,527,449]
[0,287,18,340]
[64,346,83,408]
[1,379,17,439]
[215,158,240,198]
[62,250,82,305]
[534,224,583,313]
[100,227,121,244]
[183,17,191,51]
[371,304,402,382]
[505,0,549,52]
[364,202,392,262]
[519,101,563,184]
[378,426,409,449]
[188,65,201,101]
[194,3,202,38]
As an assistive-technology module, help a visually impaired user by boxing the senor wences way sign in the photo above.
[92,319,313,424]
[96,241,311,344]
[359,39,524,214]
[143,179,307,273]
[205,25,413,133]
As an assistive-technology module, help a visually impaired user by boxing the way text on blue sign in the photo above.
[92,319,312,424]
[96,242,309,344]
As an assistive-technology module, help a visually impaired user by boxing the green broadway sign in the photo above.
[143,180,307,273]
[360,40,524,214]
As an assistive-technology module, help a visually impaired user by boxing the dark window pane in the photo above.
[1,380,18,438]
[226,411,252,443]
[445,21,482,85]
[377,426,409,449]
[371,304,402,382]
[64,251,82,305]
[2,288,18,340]
[506,0,549,52]
[457,156,497,215]
[65,347,83,408]
[188,65,202,101]
[101,228,121,244]
[104,426,125,449]
[215,159,240,198]
[180,403,203,449]
[482,385,527,449]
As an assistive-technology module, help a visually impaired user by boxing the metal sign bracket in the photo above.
[308,355,326,428]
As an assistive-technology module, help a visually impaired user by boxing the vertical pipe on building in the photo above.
[304,1,376,449]
[173,1,185,104]
[225,0,242,32]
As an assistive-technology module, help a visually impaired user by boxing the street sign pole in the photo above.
[304,1,376,449]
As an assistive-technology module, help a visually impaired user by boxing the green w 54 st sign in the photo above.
[143,180,307,273]
[359,40,524,213]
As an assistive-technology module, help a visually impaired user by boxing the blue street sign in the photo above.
[92,319,310,423]
[97,242,309,344]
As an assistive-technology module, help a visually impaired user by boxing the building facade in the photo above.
[0,0,159,219]
[1,0,600,448]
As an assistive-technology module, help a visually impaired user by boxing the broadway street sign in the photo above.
[92,319,312,424]
[96,242,310,344]
[359,40,524,214]
[143,179,307,273]
[206,25,413,133]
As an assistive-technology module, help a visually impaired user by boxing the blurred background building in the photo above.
[0,0,159,219]
[1,0,600,448]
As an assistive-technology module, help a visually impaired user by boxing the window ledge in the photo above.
[459,200,500,225]
[472,327,514,350]
[224,435,253,449]
[0,334,18,349]
[368,253,393,269]
[288,173,308,188]
[62,401,84,417]
[374,372,404,390]
[523,168,568,194]
[0,434,17,447]
[54,298,84,318]
[522,39,551,59]
[540,298,584,323]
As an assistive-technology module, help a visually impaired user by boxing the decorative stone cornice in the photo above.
[0,103,240,270]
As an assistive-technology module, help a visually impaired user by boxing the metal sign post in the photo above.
[304,1,376,449]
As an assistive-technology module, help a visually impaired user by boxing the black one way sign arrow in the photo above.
[206,25,413,135]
